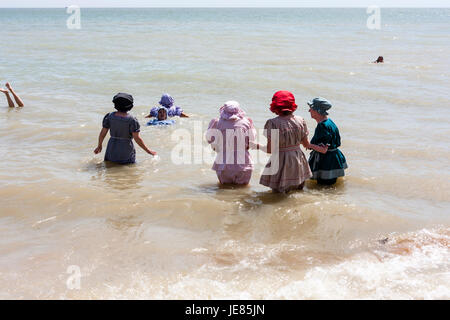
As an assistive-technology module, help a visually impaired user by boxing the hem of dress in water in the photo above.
[259,180,309,192]
[260,176,312,182]
[311,166,347,180]
[104,158,136,165]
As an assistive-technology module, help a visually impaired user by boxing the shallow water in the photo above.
[0,8,449,299]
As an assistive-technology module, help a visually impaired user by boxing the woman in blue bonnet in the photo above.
[307,97,348,185]
[146,93,189,119]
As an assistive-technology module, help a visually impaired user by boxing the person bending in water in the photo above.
[146,93,189,118]
[94,93,157,164]
[0,82,24,107]
[206,101,256,186]
[307,97,348,185]
[147,107,176,126]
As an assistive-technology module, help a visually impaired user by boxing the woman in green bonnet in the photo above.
[307,97,348,185]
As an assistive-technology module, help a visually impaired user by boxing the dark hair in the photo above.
[282,110,293,116]
[114,97,133,112]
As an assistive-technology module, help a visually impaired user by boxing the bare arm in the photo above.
[5,83,24,107]
[180,112,189,118]
[145,108,156,118]
[94,127,109,154]
[1,89,15,108]
[302,137,328,154]
[255,136,271,154]
[132,132,157,156]
[310,143,328,154]
[301,136,312,151]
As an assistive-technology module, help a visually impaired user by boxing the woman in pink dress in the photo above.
[258,91,327,193]
[206,101,256,185]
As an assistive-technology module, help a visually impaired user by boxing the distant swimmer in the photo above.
[0,82,24,108]
[374,56,384,63]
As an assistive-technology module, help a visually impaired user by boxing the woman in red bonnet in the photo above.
[258,91,327,193]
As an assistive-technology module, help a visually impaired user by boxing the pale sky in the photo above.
[0,0,449,8]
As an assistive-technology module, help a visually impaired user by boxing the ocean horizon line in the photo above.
[1,6,450,9]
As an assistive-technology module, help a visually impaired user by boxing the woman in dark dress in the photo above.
[307,97,347,185]
[94,93,157,164]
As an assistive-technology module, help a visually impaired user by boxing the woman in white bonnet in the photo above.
[206,101,256,185]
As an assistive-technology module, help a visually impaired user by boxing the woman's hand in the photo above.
[132,131,157,156]
[316,143,329,154]
[306,139,329,154]
[249,141,259,150]
[95,128,108,154]
[321,145,329,153]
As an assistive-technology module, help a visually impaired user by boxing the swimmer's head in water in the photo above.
[376,56,384,63]
[113,92,134,112]
[157,107,168,120]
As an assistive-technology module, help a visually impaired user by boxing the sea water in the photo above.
[0,8,449,299]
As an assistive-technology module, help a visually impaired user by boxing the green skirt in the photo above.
[308,149,348,180]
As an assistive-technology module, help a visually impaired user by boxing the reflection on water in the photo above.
[305,177,346,191]
[189,175,353,222]
[106,214,143,232]
[85,159,145,191]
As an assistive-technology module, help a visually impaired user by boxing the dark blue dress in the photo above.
[102,112,141,164]
[309,118,348,180]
